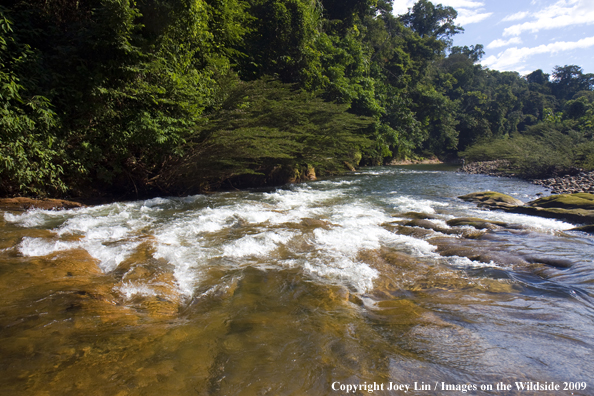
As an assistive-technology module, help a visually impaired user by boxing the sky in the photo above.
[392,0,594,76]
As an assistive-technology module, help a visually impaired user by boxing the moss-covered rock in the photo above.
[512,206,594,224]
[509,193,594,225]
[527,192,594,210]
[458,191,524,210]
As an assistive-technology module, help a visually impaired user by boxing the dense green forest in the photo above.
[1,0,593,198]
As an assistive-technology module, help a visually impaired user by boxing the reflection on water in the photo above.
[1,165,593,395]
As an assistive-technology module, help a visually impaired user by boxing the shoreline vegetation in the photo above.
[1,0,592,203]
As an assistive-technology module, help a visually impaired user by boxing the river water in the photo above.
[1,165,593,395]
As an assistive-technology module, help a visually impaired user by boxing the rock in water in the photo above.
[512,193,594,225]
[458,191,524,211]
[446,217,508,230]
[526,192,594,210]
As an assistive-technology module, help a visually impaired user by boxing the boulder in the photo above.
[512,193,594,224]
[512,206,594,224]
[458,191,524,210]
[526,192,594,210]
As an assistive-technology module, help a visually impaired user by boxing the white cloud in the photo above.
[486,37,523,49]
[392,0,488,23]
[456,9,493,25]
[501,11,530,22]
[482,36,594,71]
[438,0,485,8]
[503,0,594,36]
[432,0,491,26]
[392,0,416,16]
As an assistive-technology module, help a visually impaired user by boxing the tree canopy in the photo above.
[0,0,592,197]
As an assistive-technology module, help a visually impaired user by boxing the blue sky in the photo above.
[392,0,594,76]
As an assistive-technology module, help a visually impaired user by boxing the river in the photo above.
[1,165,593,395]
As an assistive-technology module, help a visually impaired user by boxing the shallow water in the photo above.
[1,165,593,395]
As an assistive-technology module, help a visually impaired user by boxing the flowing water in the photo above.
[1,165,593,395]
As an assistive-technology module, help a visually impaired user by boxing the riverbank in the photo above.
[461,160,594,194]
[460,160,515,178]
[387,156,443,165]
[532,172,594,194]
[0,197,85,211]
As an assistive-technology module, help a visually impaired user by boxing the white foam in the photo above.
[17,236,140,272]
[12,201,154,275]
[142,197,171,208]
[18,237,76,257]
[390,233,438,256]
[222,230,294,258]
[356,169,396,176]
[8,167,579,301]
[117,282,157,299]
[83,240,141,272]
[317,180,360,186]
[4,209,70,228]
[388,196,449,214]
[445,256,503,269]
[265,187,343,212]
[303,257,378,293]
[465,208,574,231]
[152,244,202,296]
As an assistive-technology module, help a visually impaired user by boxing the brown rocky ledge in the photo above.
[0,197,85,211]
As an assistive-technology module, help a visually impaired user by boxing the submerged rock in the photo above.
[404,219,456,234]
[458,191,524,210]
[446,217,508,230]
[523,255,573,269]
[392,225,435,239]
[570,224,594,233]
[300,218,333,230]
[431,236,529,267]
[397,211,439,220]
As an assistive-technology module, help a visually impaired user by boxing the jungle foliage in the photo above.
[1,0,593,197]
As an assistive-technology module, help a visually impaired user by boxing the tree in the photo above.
[552,65,594,101]
[450,44,484,63]
[158,79,373,193]
[399,0,463,45]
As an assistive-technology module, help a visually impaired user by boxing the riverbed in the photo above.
[1,165,593,395]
